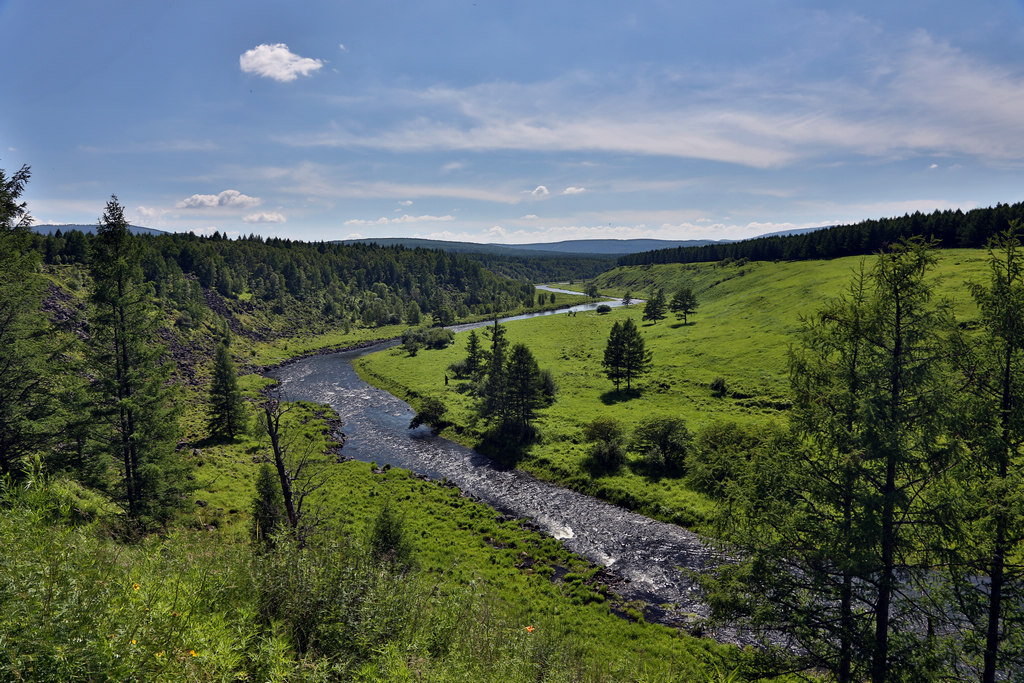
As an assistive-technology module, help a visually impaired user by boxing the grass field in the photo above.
[356,249,991,529]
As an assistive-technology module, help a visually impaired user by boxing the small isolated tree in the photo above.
[603,320,626,390]
[620,318,653,390]
[409,396,447,434]
[642,288,667,323]
[584,282,599,298]
[622,290,633,307]
[368,499,415,571]
[250,462,285,549]
[208,341,245,440]
[504,343,547,434]
[670,286,699,324]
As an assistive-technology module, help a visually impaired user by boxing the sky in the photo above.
[3,1,1024,244]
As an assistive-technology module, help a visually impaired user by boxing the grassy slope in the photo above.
[356,250,990,528]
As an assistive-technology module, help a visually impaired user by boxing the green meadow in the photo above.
[356,250,991,529]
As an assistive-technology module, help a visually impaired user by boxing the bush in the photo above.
[584,417,626,472]
[409,396,447,434]
[631,416,691,473]
[710,376,728,398]
[596,304,612,314]
[367,500,416,571]
[447,358,471,379]
[402,326,455,354]
[687,421,795,502]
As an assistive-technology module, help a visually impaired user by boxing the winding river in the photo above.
[268,294,754,644]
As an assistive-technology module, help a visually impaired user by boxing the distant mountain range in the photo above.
[337,237,728,257]
[32,223,167,236]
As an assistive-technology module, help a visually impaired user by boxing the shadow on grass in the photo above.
[599,388,643,405]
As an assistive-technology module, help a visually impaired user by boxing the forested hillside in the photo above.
[619,202,1024,266]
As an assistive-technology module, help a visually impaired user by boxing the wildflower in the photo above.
[131,639,137,645]
[133,583,140,591]
[156,651,164,658]
[526,625,535,633]
[190,650,198,657]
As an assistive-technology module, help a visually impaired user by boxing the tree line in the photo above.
[618,202,1024,266]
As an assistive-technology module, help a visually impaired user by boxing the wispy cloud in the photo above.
[243,212,286,223]
[562,186,586,195]
[177,190,261,209]
[240,43,323,82]
[280,32,1024,168]
[343,214,454,227]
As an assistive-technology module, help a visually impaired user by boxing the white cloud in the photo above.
[521,214,538,220]
[135,206,167,221]
[529,185,549,198]
[441,161,465,173]
[177,190,261,209]
[562,186,586,195]
[343,214,454,227]
[398,200,413,206]
[243,212,287,223]
[338,43,348,52]
[239,43,323,82]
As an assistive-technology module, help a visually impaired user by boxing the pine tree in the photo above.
[951,226,1024,680]
[479,319,509,423]
[620,318,652,390]
[670,285,698,324]
[0,165,58,478]
[642,288,667,323]
[602,320,626,391]
[464,329,485,379]
[250,462,285,548]
[89,196,191,527]
[504,343,545,433]
[208,340,246,440]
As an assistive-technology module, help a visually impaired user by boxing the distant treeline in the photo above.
[618,202,1024,266]
[33,229,543,329]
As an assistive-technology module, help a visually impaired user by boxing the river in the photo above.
[268,294,755,645]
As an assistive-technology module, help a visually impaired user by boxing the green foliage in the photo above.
[208,341,246,440]
[409,395,448,434]
[88,197,191,528]
[631,416,691,473]
[710,376,728,398]
[642,288,667,323]
[250,462,285,548]
[367,499,416,571]
[401,325,455,356]
[670,285,699,324]
[603,317,652,392]
[584,417,626,472]
[0,165,60,479]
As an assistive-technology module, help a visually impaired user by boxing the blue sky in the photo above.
[3,1,1024,243]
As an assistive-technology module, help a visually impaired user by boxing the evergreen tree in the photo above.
[250,462,285,548]
[464,329,485,379]
[0,165,58,478]
[602,320,626,391]
[642,288,667,323]
[622,290,632,307]
[670,285,698,324]
[504,343,546,433]
[707,240,957,681]
[88,196,190,527]
[620,318,652,390]
[479,319,509,423]
[208,340,246,440]
[950,227,1024,680]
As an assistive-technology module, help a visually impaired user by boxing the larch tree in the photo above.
[0,164,58,478]
[670,286,698,324]
[88,196,191,527]
[208,340,246,440]
[619,317,652,390]
[642,288,667,323]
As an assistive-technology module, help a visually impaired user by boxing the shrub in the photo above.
[631,416,691,472]
[710,376,728,398]
[584,417,626,471]
[596,304,612,314]
[409,396,447,434]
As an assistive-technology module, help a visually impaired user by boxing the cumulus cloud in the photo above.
[342,214,454,227]
[240,43,323,82]
[529,185,549,198]
[562,186,586,195]
[135,206,167,221]
[177,190,261,209]
[243,212,287,223]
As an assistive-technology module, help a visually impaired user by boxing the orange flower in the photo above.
[526,625,535,633]
[132,583,140,591]
[190,650,198,657]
